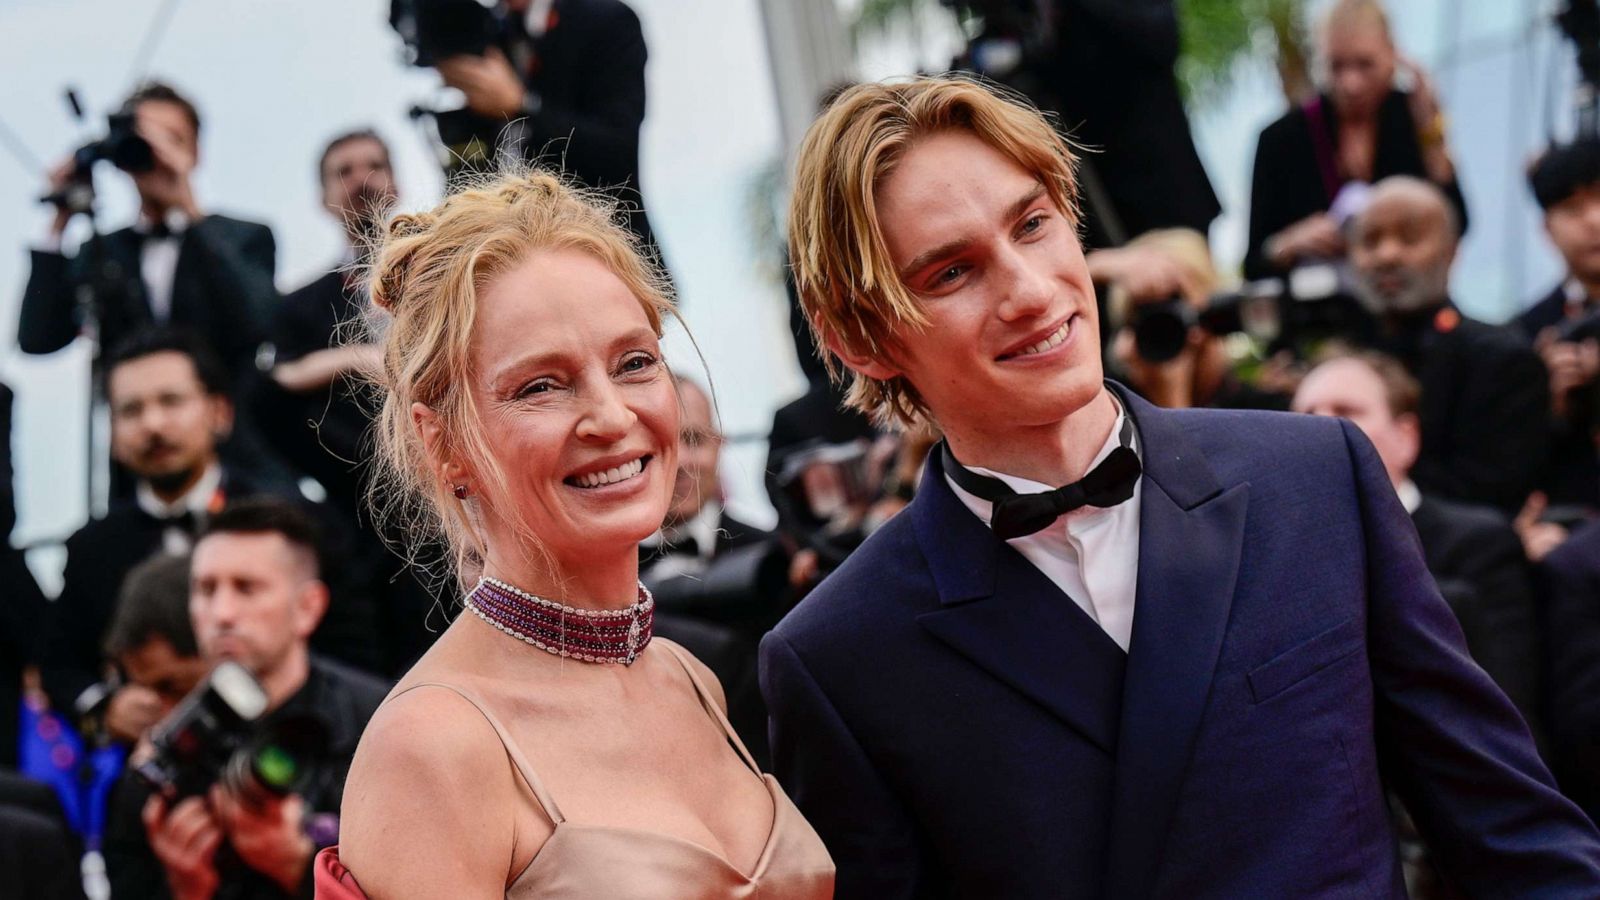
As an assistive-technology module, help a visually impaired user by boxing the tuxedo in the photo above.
[1411,493,1543,742]
[1542,520,1600,823]
[36,470,263,717]
[1397,305,1551,513]
[19,214,276,374]
[1518,283,1599,510]
[762,386,1600,899]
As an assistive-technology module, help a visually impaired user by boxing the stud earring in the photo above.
[453,484,468,500]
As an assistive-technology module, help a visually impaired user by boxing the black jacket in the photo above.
[1541,519,1600,822]
[36,471,267,718]
[104,657,390,900]
[1398,307,1550,513]
[1518,284,1599,510]
[1034,0,1220,246]
[19,214,277,375]
[1412,493,1543,741]
[1245,89,1469,280]
[0,383,47,767]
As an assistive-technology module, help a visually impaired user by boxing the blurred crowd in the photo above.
[3,0,1600,898]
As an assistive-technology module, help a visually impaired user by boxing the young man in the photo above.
[20,81,276,379]
[762,76,1600,899]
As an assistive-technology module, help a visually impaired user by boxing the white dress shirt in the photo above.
[135,209,193,323]
[945,401,1143,651]
[641,501,722,582]
[1396,478,1422,516]
[136,461,222,555]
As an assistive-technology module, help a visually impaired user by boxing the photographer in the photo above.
[100,553,212,751]
[405,0,658,248]
[1245,0,1467,280]
[1523,139,1600,512]
[37,329,269,727]
[1348,176,1549,513]
[19,81,277,381]
[106,498,387,900]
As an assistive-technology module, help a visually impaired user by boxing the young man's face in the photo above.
[1545,183,1600,285]
[869,129,1102,436]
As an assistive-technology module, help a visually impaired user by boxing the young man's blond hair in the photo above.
[787,76,1082,426]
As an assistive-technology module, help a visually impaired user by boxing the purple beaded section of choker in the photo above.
[463,577,654,665]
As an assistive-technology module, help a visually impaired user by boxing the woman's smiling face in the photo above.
[466,247,679,567]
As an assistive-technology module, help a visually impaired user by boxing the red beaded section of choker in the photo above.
[463,577,654,665]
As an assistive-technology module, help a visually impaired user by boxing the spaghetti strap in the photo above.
[655,640,762,776]
[388,682,567,825]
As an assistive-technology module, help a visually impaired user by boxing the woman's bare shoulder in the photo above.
[338,684,524,896]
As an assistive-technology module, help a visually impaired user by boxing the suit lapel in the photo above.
[913,452,1127,754]
[1101,386,1249,899]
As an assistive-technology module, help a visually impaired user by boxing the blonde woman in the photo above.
[315,172,833,898]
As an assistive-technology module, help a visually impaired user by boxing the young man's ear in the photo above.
[819,323,902,382]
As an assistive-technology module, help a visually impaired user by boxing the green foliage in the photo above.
[1177,0,1309,106]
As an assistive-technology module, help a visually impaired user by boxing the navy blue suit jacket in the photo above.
[760,387,1600,899]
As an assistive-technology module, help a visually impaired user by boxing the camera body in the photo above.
[390,0,499,67]
[41,111,154,216]
[133,661,327,803]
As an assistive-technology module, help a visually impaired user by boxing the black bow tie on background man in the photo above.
[942,412,1142,540]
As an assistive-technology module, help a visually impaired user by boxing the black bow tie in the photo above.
[153,509,199,532]
[143,220,184,241]
[942,414,1142,540]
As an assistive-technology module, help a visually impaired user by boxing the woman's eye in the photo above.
[620,353,658,374]
[518,380,555,398]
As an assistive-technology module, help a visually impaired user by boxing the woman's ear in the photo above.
[412,402,471,488]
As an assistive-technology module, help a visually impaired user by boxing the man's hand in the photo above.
[1536,329,1600,416]
[1265,213,1345,268]
[1085,245,1195,305]
[143,794,222,900]
[436,48,527,118]
[131,119,200,219]
[42,155,77,238]
[1514,491,1570,563]
[271,343,383,393]
[105,683,164,743]
[210,784,314,895]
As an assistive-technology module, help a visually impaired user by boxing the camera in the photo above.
[133,661,328,802]
[390,0,499,67]
[1126,265,1378,362]
[767,437,897,573]
[40,111,154,216]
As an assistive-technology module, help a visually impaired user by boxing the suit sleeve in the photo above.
[191,220,278,371]
[37,533,103,717]
[1541,526,1600,820]
[760,631,924,900]
[17,249,81,355]
[1342,419,1600,891]
[1411,340,1548,512]
[519,4,646,191]
[1453,524,1544,746]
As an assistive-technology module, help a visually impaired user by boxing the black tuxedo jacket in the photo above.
[1409,309,1550,513]
[763,386,1599,899]
[1412,493,1543,739]
[19,214,277,376]
[1543,520,1600,821]
[1518,284,1600,508]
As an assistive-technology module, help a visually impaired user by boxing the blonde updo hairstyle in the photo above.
[363,170,676,586]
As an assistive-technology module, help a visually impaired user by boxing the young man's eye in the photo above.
[936,265,967,285]
[1020,213,1048,235]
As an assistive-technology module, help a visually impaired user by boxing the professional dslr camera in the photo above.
[1122,265,1378,363]
[40,109,154,217]
[390,0,499,67]
[133,661,328,802]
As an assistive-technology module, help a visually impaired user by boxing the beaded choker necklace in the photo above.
[464,576,655,665]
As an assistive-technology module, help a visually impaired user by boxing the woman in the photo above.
[1244,0,1467,280]
[316,172,834,898]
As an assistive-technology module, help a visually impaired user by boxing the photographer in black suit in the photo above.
[1294,350,1543,735]
[413,0,660,249]
[37,329,262,728]
[106,499,388,900]
[1523,140,1600,512]
[1348,176,1550,512]
[20,81,277,380]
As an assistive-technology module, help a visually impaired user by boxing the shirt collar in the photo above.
[659,500,722,558]
[134,208,195,237]
[523,0,557,35]
[1563,278,1598,313]
[135,461,223,520]
[947,393,1137,530]
[1396,478,1422,515]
